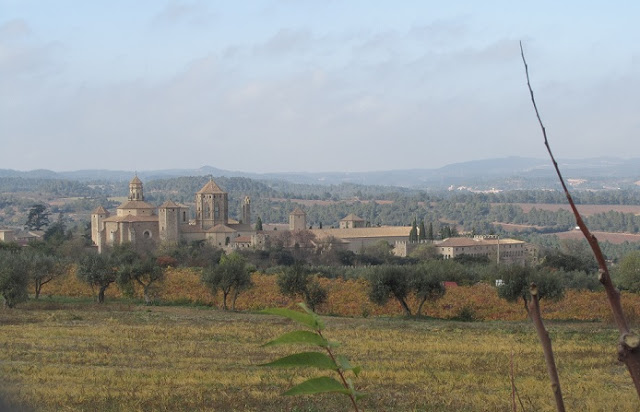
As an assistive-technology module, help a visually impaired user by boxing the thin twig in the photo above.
[510,350,517,412]
[520,40,640,398]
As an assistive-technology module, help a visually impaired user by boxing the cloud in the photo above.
[0,19,31,40]
[253,28,315,57]
[152,1,215,28]
[409,17,470,47]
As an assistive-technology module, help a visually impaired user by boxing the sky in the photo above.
[1,1,639,174]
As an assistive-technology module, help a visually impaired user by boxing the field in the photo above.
[509,203,640,216]
[1,301,640,411]
[554,230,640,244]
[3,271,640,410]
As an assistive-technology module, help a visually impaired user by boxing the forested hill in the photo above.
[3,172,640,260]
[2,156,640,189]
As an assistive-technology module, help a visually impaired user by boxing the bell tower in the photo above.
[195,178,228,229]
[128,175,144,201]
[242,196,251,226]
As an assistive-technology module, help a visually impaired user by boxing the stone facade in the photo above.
[91,177,254,252]
[289,207,307,231]
[339,214,366,229]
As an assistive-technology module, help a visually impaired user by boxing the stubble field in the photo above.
[1,301,639,411]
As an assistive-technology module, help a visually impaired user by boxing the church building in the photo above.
[91,177,255,252]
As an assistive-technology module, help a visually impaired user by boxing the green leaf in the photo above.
[336,355,352,371]
[283,376,350,396]
[261,308,321,330]
[262,330,329,348]
[260,352,337,370]
[336,355,361,376]
[298,302,325,330]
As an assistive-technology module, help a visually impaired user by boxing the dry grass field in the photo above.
[1,301,640,411]
[554,230,640,244]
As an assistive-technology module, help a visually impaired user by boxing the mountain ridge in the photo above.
[1,156,639,188]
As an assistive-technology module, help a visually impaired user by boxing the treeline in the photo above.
[0,224,606,311]
[461,189,640,205]
[4,174,640,241]
[0,177,109,197]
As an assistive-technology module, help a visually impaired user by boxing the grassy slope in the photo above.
[0,301,638,411]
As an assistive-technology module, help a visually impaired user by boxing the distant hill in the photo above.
[1,156,639,189]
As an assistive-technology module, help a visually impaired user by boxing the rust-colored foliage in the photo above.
[42,268,640,322]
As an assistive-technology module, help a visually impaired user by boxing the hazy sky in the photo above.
[2,1,639,173]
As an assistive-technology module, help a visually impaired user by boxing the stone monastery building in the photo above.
[91,177,257,252]
[90,176,527,265]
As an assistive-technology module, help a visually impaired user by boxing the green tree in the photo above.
[360,240,393,264]
[497,265,564,309]
[255,216,263,231]
[202,253,254,310]
[0,250,29,308]
[412,263,446,316]
[427,222,434,241]
[43,214,71,248]
[368,265,412,316]
[408,243,438,261]
[77,252,118,303]
[277,263,327,312]
[439,225,452,239]
[25,204,50,231]
[26,252,67,299]
[119,256,164,304]
[409,218,418,243]
[418,220,426,241]
[614,251,640,293]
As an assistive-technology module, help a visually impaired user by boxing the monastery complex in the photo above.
[90,177,527,265]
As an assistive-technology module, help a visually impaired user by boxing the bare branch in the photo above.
[527,283,565,412]
[520,41,640,397]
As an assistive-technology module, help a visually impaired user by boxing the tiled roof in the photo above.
[437,237,525,247]
[159,200,183,208]
[118,200,156,210]
[437,238,482,247]
[197,179,225,194]
[290,207,306,215]
[311,226,411,239]
[92,206,109,215]
[482,238,525,245]
[341,213,365,222]
[206,224,236,233]
[233,236,252,243]
[130,176,143,185]
[103,214,159,223]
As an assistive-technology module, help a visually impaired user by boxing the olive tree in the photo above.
[368,265,412,316]
[119,257,164,304]
[413,262,446,316]
[77,253,117,303]
[202,252,254,310]
[27,252,68,299]
[0,250,29,308]
[497,265,564,310]
[277,263,327,312]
